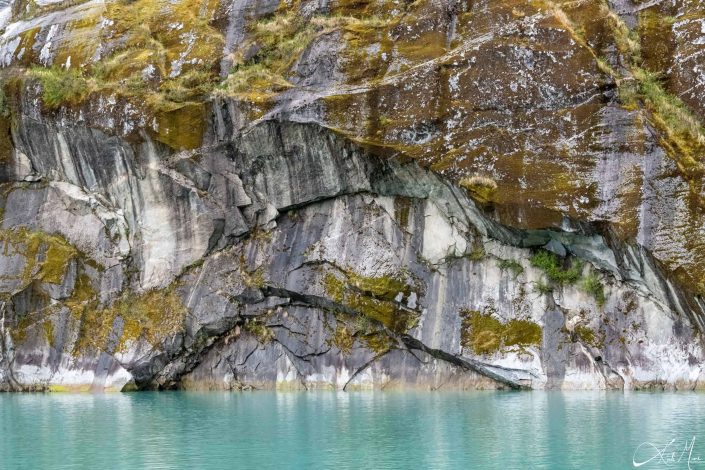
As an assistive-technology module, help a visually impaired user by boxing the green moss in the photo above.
[467,244,486,261]
[116,288,187,351]
[504,319,542,348]
[332,324,354,353]
[574,325,599,347]
[151,102,206,150]
[497,259,524,277]
[363,331,394,354]
[323,270,417,334]
[533,281,553,295]
[461,310,502,354]
[346,271,409,299]
[243,318,274,344]
[0,227,78,285]
[460,309,542,355]
[71,282,186,354]
[581,273,605,306]
[10,314,33,344]
[38,239,76,284]
[42,320,54,346]
[530,250,582,285]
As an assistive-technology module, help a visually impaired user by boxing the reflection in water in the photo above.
[1,391,703,469]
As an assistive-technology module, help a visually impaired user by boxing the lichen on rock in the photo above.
[0,0,704,392]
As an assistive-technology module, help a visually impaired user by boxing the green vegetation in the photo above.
[243,318,275,344]
[595,2,705,196]
[323,269,418,334]
[581,273,606,306]
[467,244,485,261]
[574,324,601,348]
[0,227,78,285]
[551,1,705,206]
[71,282,186,353]
[533,281,552,295]
[0,86,10,119]
[460,309,542,355]
[530,250,582,285]
[221,4,387,100]
[29,67,89,109]
[332,324,354,353]
[12,0,224,149]
[530,250,606,306]
[363,331,394,354]
[459,175,498,203]
[497,258,524,277]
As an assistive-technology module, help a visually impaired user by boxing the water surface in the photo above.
[1,391,702,469]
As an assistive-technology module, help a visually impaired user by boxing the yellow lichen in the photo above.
[0,227,78,286]
[71,281,186,354]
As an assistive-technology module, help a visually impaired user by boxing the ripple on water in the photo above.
[1,391,703,469]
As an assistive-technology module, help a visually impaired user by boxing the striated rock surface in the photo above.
[0,0,704,391]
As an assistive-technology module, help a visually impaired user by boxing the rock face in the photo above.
[0,0,704,391]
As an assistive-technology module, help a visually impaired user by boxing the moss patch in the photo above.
[29,67,89,110]
[574,324,602,348]
[0,227,78,286]
[71,282,186,354]
[580,273,605,306]
[497,258,524,277]
[332,324,354,353]
[460,309,542,355]
[151,102,206,150]
[323,269,418,334]
[243,318,274,344]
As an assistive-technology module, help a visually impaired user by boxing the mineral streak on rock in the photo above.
[0,0,704,391]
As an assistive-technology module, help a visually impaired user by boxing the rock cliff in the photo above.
[0,0,704,391]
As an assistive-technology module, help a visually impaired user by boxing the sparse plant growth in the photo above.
[459,175,498,203]
[72,284,186,354]
[0,227,78,286]
[497,259,524,277]
[0,86,10,118]
[332,325,355,353]
[221,6,388,99]
[530,250,582,285]
[467,244,485,261]
[590,2,705,200]
[533,281,553,295]
[581,273,606,306]
[244,318,275,344]
[554,1,705,205]
[574,324,602,348]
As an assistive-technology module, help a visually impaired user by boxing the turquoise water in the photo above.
[1,391,704,469]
